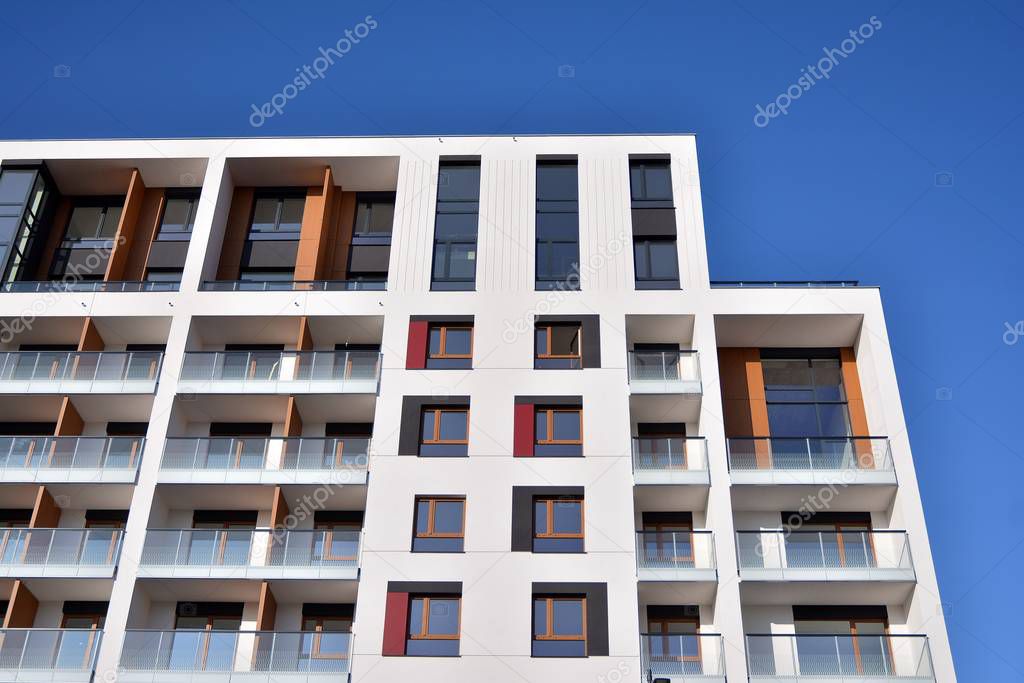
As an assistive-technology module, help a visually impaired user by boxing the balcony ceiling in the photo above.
[715,314,863,348]
[227,156,399,191]
[46,158,209,195]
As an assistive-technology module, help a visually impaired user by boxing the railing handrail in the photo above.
[711,280,861,287]
[746,632,928,638]
[640,631,724,637]
[636,528,714,535]
[0,435,144,471]
[199,279,386,292]
[727,435,890,441]
[0,627,104,632]
[736,529,909,535]
[726,435,894,472]
[0,280,180,293]
[122,628,350,635]
[627,349,699,357]
[181,349,380,358]
[0,350,163,382]
[145,527,359,534]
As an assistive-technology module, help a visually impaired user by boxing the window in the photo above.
[762,353,851,439]
[629,160,674,207]
[536,161,580,290]
[353,192,395,236]
[413,497,465,552]
[633,238,679,286]
[419,407,469,456]
[64,202,122,243]
[300,610,351,662]
[347,192,394,283]
[646,609,700,672]
[248,193,305,237]
[406,596,460,656]
[535,323,582,369]
[427,324,473,369]
[431,162,480,290]
[629,159,679,289]
[155,193,199,241]
[50,198,123,279]
[533,596,586,657]
[313,520,360,563]
[533,496,584,552]
[534,407,582,456]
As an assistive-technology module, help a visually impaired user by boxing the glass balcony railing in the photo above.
[1,280,179,293]
[161,437,369,474]
[140,528,360,570]
[0,351,162,392]
[179,350,381,391]
[641,633,725,679]
[120,629,351,674]
[635,530,716,572]
[200,279,386,292]
[0,436,143,476]
[626,350,701,393]
[632,437,708,476]
[737,530,914,576]
[746,634,934,679]
[727,437,893,473]
[710,280,861,288]
[0,628,102,674]
[0,528,123,570]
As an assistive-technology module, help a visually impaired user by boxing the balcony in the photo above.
[0,628,101,682]
[139,528,361,580]
[0,280,179,293]
[178,351,381,394]
[627,350,701,394]
[737,531,916,604]
[746,634,934,682]
[0,351,162,394]
[0,528,122,578]
[632,437,709,486]
[728,437,895,485]
[0,436,142,483]
[636,530,717,583]
[640,633,726,683]
[119,629,351,683]
[200,279,386,292]
[159,437,369,485]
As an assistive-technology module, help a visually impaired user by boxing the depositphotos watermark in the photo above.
[753,16,882,128]
[249,15,378,127]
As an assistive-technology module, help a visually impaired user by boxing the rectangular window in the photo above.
[431,162,480,290]
[248,193,305,237]
[633,238,679,287]
[630,160,674,207]
[629,159,678,289]
[762,353,851,438]
[534,323,582,369]
[49,198,123,280]
[155,192,199,241]
[536,161,580,290]
[419,407,469,457]
[406,596,461,656]
[413,497,465,552]
[533,496,584,553]
[353,192,396,236]
[347,192,394,284]
[427,324,473,369]
[533,596,586,657]
[534,407,583,456]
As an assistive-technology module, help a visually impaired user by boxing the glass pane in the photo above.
[427,599,459,636]
[279,198,305,232]
[66,207,103,240]
[534,501,548,535]
[415,500,430,535]
[552,411,581,441]
[817,403,851,437]
[421,410,436,441]
[437,165,480,201]
[434,213,478,240]
[551,500,581,534]
[551,600,583,636]
[438,411,467,441]
[533,599,546,635]
[250,198,278,232]
[536,211,578,240]
[812,359,845,401]
[534,328,547,356]
[432,244,448,278]
[408,599,424,636]
[768,403,820,437]
[535,412,548,441]
[447,244,476,279]
[160,198,194,235]
[634,241,650,278]
[356,200,394,234]
[549,325,580,355]
[762,359,815,400]
[444,328,472,356]
[428,328,442,356]
[629,165,644,200]
[0,170,34,204]
[433,501,463,534]
[644,164,672,199]
[647,241,678,279]
[536,164,577,200]
[0,216,19,244]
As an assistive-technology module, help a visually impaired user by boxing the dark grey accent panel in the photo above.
[387,581,463,593]
[398,395,471,456]
[54,248,109,277]
[511,486,584,552]
[145,240,190,269]
[531,582,608,656]
[514,395,582,406]
[535,314,600,368]
[347,244,391,273]
[792,605,888,621]
[631,208,677,237]
[409,315,475,324]
[242,240,298,269]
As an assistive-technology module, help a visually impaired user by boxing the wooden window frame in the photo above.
[314,521,360,562]
[60,612,105,669]
[190,521,253,566]
[647,615,700,664]
[536,323,582,361]
[534,497,584,540]
[302,616,351,660]
[84,518,125,565]
[533,596,587,648]
[172,614,242,671]
[420,407,470,445]
[428,325,474,360]
[535,408,583,446]
[848,618,895,674]
[408,595,462,641]
[643,521,694,563]
[414,497,466,539]
[834,522,876,567]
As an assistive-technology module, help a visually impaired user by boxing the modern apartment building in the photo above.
[0,134,955,682]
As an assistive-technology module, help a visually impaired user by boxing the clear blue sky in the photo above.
[1,1,1021,678]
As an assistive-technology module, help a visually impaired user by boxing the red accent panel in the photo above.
[513,402,534,457]
[406,320,429,370]
[382,591,410,656]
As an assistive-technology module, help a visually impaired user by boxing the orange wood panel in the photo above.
[294,167,335,281]
[841,347,874,466]
[77,318,104,351]
[327,191,357,280]
[54,397,84,436]
[283,397,303,437]
[216,188,255,280]
[105,168,147,281]
[270,486,290,528]
[29,485,61,528]
[123,188,165,280]
[255,581,277,630]
[3,581,38,628]
[296,317,313,351]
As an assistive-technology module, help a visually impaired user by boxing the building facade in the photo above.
[0,134,955,682]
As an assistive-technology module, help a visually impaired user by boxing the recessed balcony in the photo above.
[0,351,162,394]
[178,350,381,394]
[632,437,709,486]
[139,528,361,580]
[0,280,179,293]
[0,528,122,578]
[159,437,369,485]
[118,629,351,682]
[0,436,142,483]
[200,278,385,292]
[745,633,934,682]
[640,633,726,683]
[0,628,101,682]
[636,530,717,583]
[627,350,701,394]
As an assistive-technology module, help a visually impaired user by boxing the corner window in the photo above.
[406,596,460,656]
[431,162,480,290]
[419,407,469,457]
[534,407,582,456]
[249,193,305,238]
[533,496,584,552]
[533,596,586,657]
[155,193,199,241]
[413,497,465,552]
[536,161,580,290]
[535,323,582,369]
[427,324,473,369]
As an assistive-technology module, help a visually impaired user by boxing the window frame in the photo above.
[428,325,474,360]
[301,615,351,661]
[533,595,587,648]
[647,615,701,665]
[629,159,674,207]
[633,237,679,286]
[535,407,583,445]
[420,407,470,445]
[534,496,585,540]
[414,496,467,539]
[430,162,480,290]
[246,191,306,240]
[535,323,582,362]
[762,356,852,438]
[154,191,200,241]
[535,160,581,290]
[313,520,361,562]
[407,595,462,641]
